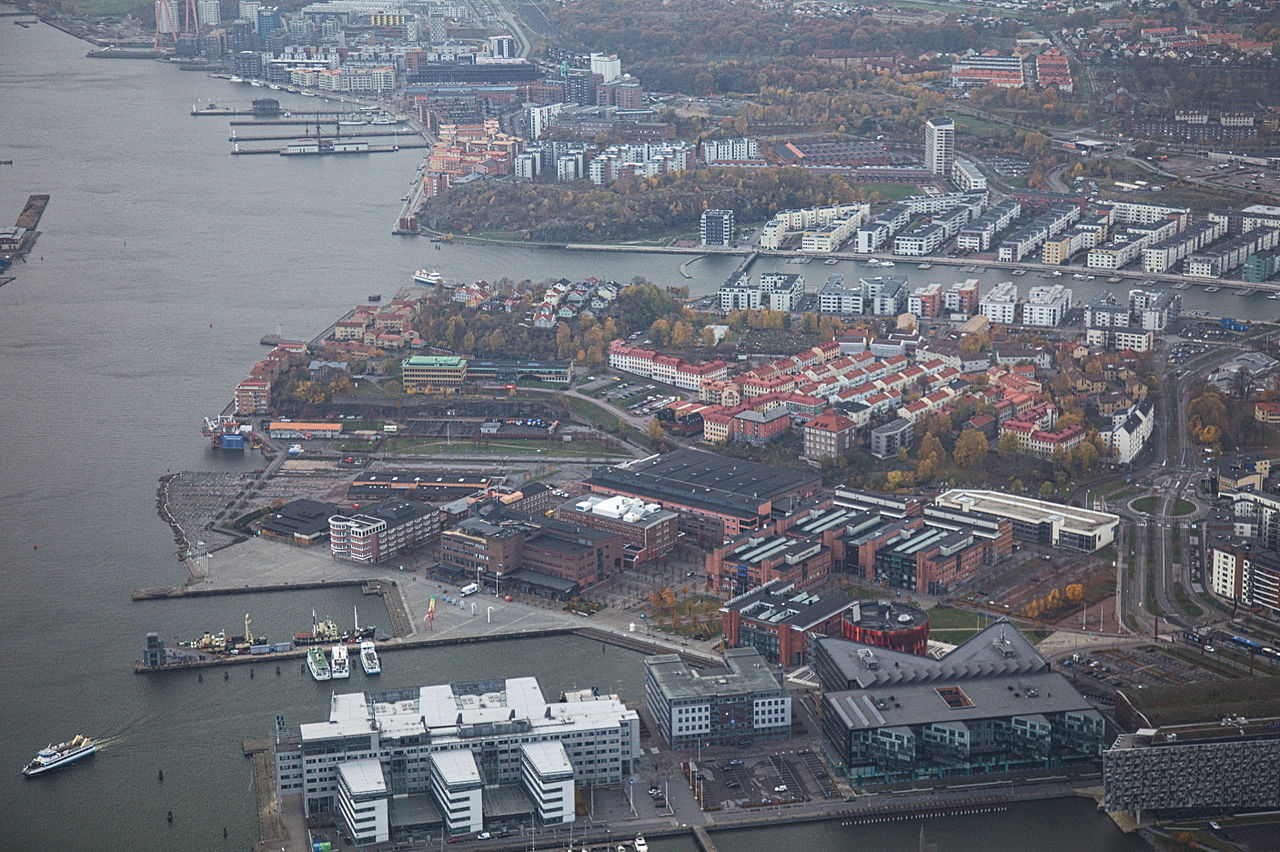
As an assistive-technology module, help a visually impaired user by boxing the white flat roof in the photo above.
[935,489,1118,533]
[521,741,573,777]
[431,750,481,786]
[338,758,386,795]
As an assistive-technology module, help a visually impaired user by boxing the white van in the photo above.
[460,583,479,597]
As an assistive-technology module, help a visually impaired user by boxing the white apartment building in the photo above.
[197,0,220,26]
[817,275,866,315]
[951,158,987,192]
[924,116,955,177]
[979,281,1018,324]
[894,224,946,256]
[702,137,759,163]
[1022,285,1072,327]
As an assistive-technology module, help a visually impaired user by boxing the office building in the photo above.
[555,494,678,566]
[924,117,955,177]
[700,209,735,247]
[1104,722,1280,816]
[815,623,1104,783]
[276,678,638,838]
[328,499,441,564]
[489,34,515,59]
[585,449,822,544]
[402,355,468,393]
[645,648,791,749]
[933,489,1118,552]
[720,580,861,666]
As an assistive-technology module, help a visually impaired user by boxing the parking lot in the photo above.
[1062,644,1228,694]
[682,748,840,810]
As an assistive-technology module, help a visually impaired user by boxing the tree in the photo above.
[998,431,1019,457]
[660,586,677,610]
[1040,481,1055,497]
[953,429,989,468]
[1065,583,1084,602]
[647,419,666,442]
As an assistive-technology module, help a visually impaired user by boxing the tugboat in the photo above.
[22,735,96,777]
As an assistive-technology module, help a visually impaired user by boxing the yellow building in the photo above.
[402,355,467,393]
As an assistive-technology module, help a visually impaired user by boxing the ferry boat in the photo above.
[307,647,332,681]
[414,268,444,286]
[330,644,350,679]
[23,735,96,777]
[360,640,381,675]
[634,836,649,852]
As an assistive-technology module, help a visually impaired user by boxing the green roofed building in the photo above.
[403,355,468,393]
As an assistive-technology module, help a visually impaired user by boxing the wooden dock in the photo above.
[229,130,412,142]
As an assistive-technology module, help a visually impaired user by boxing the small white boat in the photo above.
[866,258,881,267]
[917,262,933,269]
[249,80,264,87]
[879,260,896,267]
[331,644,350,679]
[228,75,244,83]
[634,836,649,852]
[360,640,381,675]
[338,118,367,126]
[300,91,316,97]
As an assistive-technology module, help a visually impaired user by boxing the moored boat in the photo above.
[360,640,381,675]
[413,268,444,286]
[307,647,332,681]
[330,644,350,679]
[23,735,96,777]
[634,835,649,852]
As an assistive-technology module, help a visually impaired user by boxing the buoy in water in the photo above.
[158,769,164,782]
[223,671,229,681]
[167,811,174,823]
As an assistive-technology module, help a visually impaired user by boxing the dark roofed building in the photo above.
[260,499,345,545]
[815,623,1104,784]
[585,449,822,545]
[721,580,862,666]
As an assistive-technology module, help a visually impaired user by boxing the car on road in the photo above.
[476,831,491,840]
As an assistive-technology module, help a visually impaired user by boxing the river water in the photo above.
[0,17,1189,851]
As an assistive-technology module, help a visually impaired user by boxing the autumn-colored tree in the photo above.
[953,429,989,468]
[660,586,677,609]
[1065,583,1084,602]
[647,420,666,442]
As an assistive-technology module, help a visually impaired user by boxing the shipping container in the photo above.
[249,645,271,655]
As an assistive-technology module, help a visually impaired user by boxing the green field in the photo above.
[928,606,1044,645]
[1130,496,1195,516]
[857,182,921,202]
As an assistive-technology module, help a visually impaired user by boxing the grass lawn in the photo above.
[928,606,1046,645]
[1130,496,1195,515]
[857,182,921,202]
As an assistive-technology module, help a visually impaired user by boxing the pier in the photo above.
[231,142,427,156]
[228,130,413,142]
